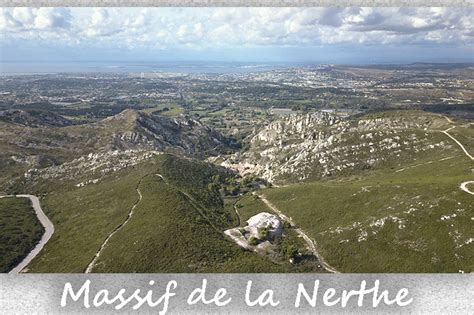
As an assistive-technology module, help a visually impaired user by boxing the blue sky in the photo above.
[1,7,473,64]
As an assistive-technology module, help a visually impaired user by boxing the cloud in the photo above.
[34,8,72,29]
[83,8,124,37]
[319,8,345,27]
[1,7,473,51]
[0,8,72,31]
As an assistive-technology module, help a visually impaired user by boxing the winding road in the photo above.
[254,192,339,273]
[460,181,474,195]
[440,120,474,197]
[442,126,474,161]
[0,194,54,274]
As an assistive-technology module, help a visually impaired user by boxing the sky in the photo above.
[1,7,473,64]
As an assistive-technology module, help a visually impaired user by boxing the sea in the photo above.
[0,61,304,75]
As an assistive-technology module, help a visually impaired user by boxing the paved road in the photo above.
[0,194,54,274]
[255,192,339,273]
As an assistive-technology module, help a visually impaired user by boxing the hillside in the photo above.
[2,107,472,273]
[261,154,473,272]
[0,109,235,193]
[0,109,74,128]
[222,110,453,184]
[21,153,317,272]
[242,111,474,272]
[99,109,236,156]
[0,197,44,272]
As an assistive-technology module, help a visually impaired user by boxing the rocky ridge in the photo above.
[1,109,235,171]
[219,111,452,183]
[0,109,73,128]
[24,149,162,187]
[101,109,234,156]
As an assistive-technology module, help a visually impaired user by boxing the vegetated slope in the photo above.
[101,109,235,157]
[447,123,474,153]
[90,175,298,272]
[0,109,74,128]
[221,109,474,272]
[0,108,235,192]
[0,197,44,272]
[25,153,308,272]
[261,143,473,272]
[225,110,453,184]
[223,193,319,269]
[25,157,153,272]
[229,194,270,225]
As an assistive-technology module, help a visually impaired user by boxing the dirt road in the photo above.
[442,126,474,161]
[255,192,339,273]
[84,183,143,273]
[460,181,474,195]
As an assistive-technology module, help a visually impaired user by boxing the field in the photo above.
[448,124,474,153]
[0,197,43,272]
[140,102,184,116]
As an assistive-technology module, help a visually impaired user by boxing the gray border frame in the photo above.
[1,2,473,314]
[1,0,474,7]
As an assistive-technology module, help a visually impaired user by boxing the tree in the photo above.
[208,182,220,192]
[242,175,256,188]
[212,175,221,183]
[227,184,239,196]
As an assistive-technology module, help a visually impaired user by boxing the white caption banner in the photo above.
[1,274,473,314]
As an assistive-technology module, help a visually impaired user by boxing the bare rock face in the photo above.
[224,212,283,256]
[103,109,236,156]
[0,109,237,184]
[252,112,339,144]
[221,111,450,184]
[246,212,283,240]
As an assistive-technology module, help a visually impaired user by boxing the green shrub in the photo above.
[0,197,44,272]
[257,225,270,240]
[248,236,259,246]
[282,244,298,260]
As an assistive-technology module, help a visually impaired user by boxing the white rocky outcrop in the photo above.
[220,111,450,184]
[24,149,162,185]
[246,212,283,239]
[224,212,283,255]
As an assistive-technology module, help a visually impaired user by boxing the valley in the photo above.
[0,63,472,273]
